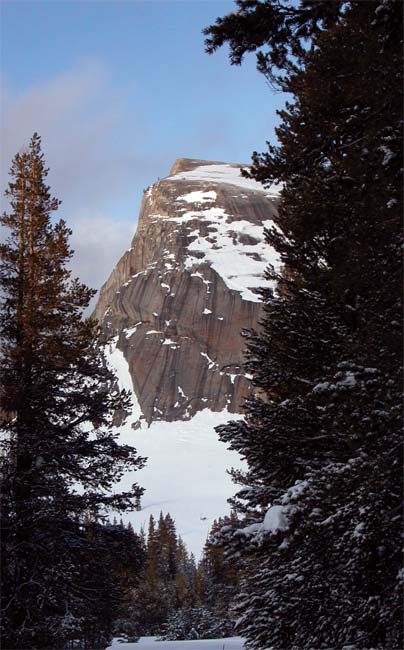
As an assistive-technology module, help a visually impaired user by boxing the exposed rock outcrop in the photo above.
[94,159,280,424]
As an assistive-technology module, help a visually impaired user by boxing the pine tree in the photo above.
[105,520,145,644]
[175,536,197,609]
[128,512,203,636]
[129,513,175,634]
[199,515,240,627]
[205,2,402,648]
[160,605,231,641]
[0,133,146,649]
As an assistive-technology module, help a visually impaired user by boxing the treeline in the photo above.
[114,511,239,641]
[203,2,402,649]
[64,519,145,649]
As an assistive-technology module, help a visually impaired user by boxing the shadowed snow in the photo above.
[106,637,246,649]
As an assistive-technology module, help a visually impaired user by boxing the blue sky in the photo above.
[1,0,286,293]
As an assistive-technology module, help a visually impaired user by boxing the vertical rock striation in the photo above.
[94,158,280,424]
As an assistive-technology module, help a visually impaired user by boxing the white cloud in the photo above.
[0,58,158,299]
[1,58,150,211]
[69,211,134,301]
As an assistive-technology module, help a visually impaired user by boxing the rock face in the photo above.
[94,158,279,424]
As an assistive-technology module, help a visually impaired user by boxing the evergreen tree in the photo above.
[175,536,198,609]
[155,511,178,580]
[127,512,203,636]
[205,2,402,648]
[105,520,145,644]
[129,513,177,634]
[0,134,146,649]
[160,605,229,641]
[70,519,144,648]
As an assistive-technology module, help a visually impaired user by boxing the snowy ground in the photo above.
[107,637,246,649]
[113,407,244,559]
[106,339,244,559]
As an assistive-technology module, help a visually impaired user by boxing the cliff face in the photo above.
[94,158,279,424]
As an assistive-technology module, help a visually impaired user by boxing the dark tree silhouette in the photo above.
[205,2,403,648]
[0,133,146,649]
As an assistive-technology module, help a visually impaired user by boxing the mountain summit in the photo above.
[94,158,280,425]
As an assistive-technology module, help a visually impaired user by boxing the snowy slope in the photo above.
[168,162,282,197]
[150,206,279,303]
[153,163,282,303]
[184,215,277,303]
[105,341,244,559]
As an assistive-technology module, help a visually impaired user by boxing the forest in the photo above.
[0,1,402,649]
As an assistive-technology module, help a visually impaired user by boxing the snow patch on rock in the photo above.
[184,216,279,303]
[177,190,217,204]
[169,163,282,197]
[104,338,142,422]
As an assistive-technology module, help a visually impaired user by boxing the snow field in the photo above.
[169,163,281,197]
[104,342,245,559]
[115,409,244,559]
[107,637,246,649]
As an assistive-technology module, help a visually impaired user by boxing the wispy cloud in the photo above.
[2,58,115,207]
[69,211,135,313]
[0,58,161,297]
